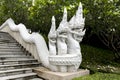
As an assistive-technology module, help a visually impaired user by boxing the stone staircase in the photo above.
[0,32,42,80]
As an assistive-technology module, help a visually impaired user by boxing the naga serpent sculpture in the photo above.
[48,2,86,72]
[0,2,85,72]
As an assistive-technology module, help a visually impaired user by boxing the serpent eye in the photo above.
[60,32,67,35]
[50,38,56,41]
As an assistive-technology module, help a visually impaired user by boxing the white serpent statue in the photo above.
[0,2,85,72]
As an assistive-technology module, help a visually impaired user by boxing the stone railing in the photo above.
[0,19,50,68]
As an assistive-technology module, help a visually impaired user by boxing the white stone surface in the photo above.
[34,67,89,80]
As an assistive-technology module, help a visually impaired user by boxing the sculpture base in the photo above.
[33,67,90,80]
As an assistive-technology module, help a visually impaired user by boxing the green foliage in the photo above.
[80,0,120,59]
[0,0,82,33]
[0,0,120,58]
[0,0,120,34]
[0,0,30,25]
[76,44,120,80]
[73,72,120,80]
[27,0,78,33]
[82,0,120,33]
[81,44,120,74]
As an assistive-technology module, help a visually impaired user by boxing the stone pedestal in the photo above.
[33,67,90,80]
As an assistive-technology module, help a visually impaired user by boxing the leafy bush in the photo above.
[0,0,120,58]
[81,44,120,74]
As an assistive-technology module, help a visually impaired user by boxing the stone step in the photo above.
[0,59,38,65]
[30,78,43,80]
[0,44,19,47]
[0,37,11,42]
[0,42,19,45]
[0,38,16,41]
[0,40,17,43]
[0,46,20,49]
[0,68,32,77]
[0,63,40,71]
[0,52,25,55]
[0,63,39,67]
[0,57,33,61]
[0,55,32,58]
[0,57,34,61]
[0,32,41,79]
[0,52,28,55]
[0,59,37,62]
[0,51,24,54]
[0,42,18,44]
[0,72,37,80]
[0,48,22,51]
